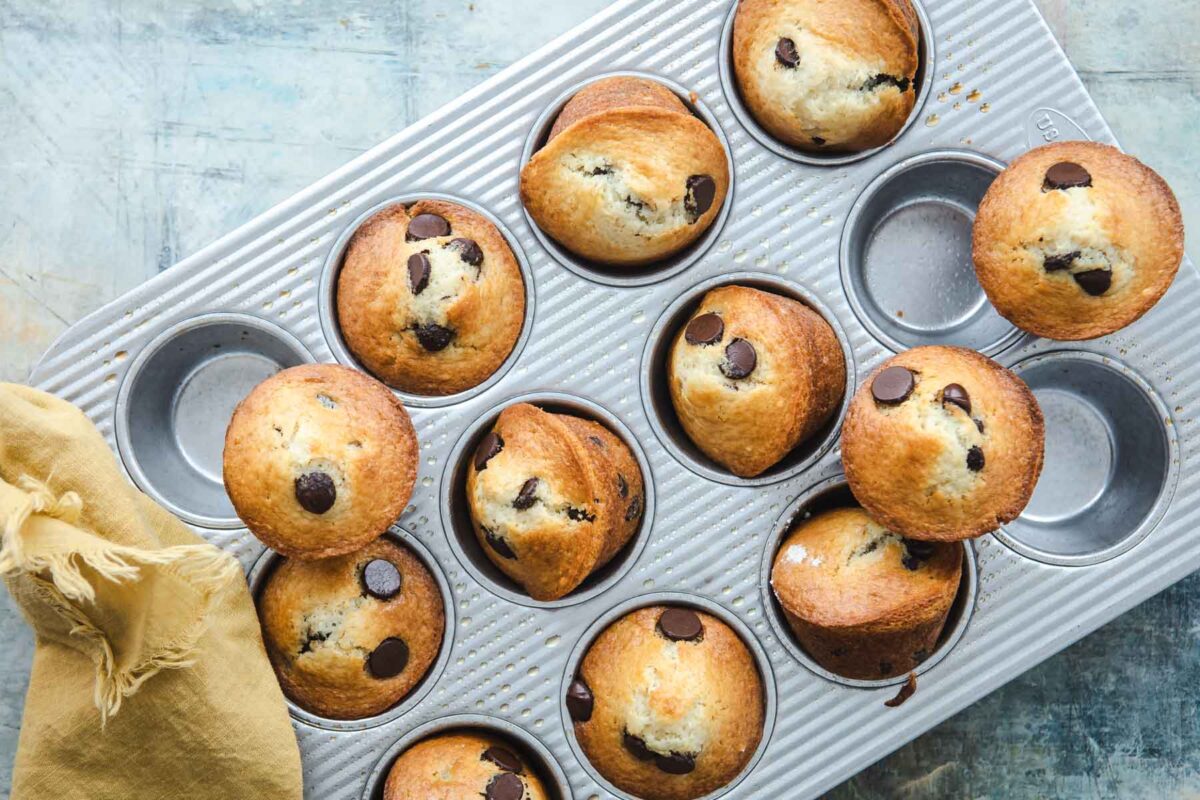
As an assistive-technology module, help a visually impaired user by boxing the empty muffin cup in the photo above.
[762,475,978,688]
[440,392,654,608]
[114,313,313,529]
[994,352,1178,565]
[840,150,1024,355]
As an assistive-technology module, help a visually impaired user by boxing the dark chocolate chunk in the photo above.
[862,74,910,92]
[513,477,539,510]
[684,313,725,346]
[367,637,409,678]
[406,213,451,241]
[623,733,655,761]
[657,608,703,642]
[625,494,642,523]
[407,252,431,294]
[720,338,757,380]
[295,471,336,514]
[1043,251,1080,272]
[361,559,402,600]
[941,383,971,415]
[966,445,985,472]
[885,673,918,708]
[1043,162,1092,191]
[475,431,504,470]
[448,237,484,267]
[1073,268,1112,296]
[484,528,517,560]
[775,37,800,68]
[414,323,455,351]
[485,773,524,800]
[656,753,697,775]
[685,174,717,221]
[872,366,915,405]
[482,746,523,774]
[567,678,594,722]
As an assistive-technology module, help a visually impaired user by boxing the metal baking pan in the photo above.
[29,0,1197,797]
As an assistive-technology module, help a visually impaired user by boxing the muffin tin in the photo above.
[28,0,1197,798]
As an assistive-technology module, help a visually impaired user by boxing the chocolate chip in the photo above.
[617,474,629,498]
[367,637,409,679]
[872,366,915,405]
[406,213,451,241]
[862,74,910,92]
[513,478,539,510]
[294,471,336,514]
[966,445,985,472]
[684,313,724,346]
[625,495,642,522]
[566,678,594,722]
[623,733,655,761]
[361,559,402,600]
[720,338,757,380]
[485,773,524,800]
[685,175,717,221]
[657,608,703,642]
[566,507,595,523]
[407,252,431,294]
[941,383,971,415]
[484,528,517,560]
[812,136,826,146]
[656,753,696,775]
[414,323,454,351]
[1043,251,1080,272]
[482,747,523,774]
[448,237,483,267]
[775,37,800,68]
[1043,162,1092,191]
[1073,269,1112,296]
[885,673,918,708]
[475,431,504,471]
[975,418,986,434]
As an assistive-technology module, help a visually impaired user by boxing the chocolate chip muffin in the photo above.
[257,537,444,720]
[337,199,526,395]
[383,732,551,800]
[668,285,845,477]
[973,141,1185,340]
[520,76,729,266]
[224,364,418,559]
[732,0,920,153]
[467,403,644,601]
[771,506,961,680]
[567,606,764,800]
[841,346,1044,541]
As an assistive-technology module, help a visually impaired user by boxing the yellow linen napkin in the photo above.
[0,383,303,800]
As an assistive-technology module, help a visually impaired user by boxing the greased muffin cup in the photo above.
[520,75,730,267]
[973,141,1185,341]
[668,284,846,478]
[466,403,645,602]
[732,0,919,153]
[771,506,962,681]
[257,537,445,721]
[336,198,527,395]
[568,605,765,800]
[382,731,551,800]
[841,346,1045,541]
[223,363,418,559]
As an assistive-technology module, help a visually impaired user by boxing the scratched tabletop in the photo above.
[1,1,1198,797]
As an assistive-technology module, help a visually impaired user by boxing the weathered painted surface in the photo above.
[0,1,1196,797]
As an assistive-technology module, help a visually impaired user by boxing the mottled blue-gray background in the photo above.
[1,1,1197,797]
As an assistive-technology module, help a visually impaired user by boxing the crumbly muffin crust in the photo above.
[337,199,526,395]
[258,537,444,720]
[383,732,551,800]
[520,76,729,266]
[973,141,1185,340]
[224,364,418,559]
[668,285,845,477]
[841,346,1044,541]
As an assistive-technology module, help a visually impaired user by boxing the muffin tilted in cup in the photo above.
[257,537,444,720]
[520,76,729,266]
[466,403,644,601]
[383,732,551,800]
[337,199,526,395]
[668,285,845,477]
[841,346,1044,541]
[973,141,1185,340]
[732,0,920,153]
[772,506,962,680]
[224,363,418,559]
